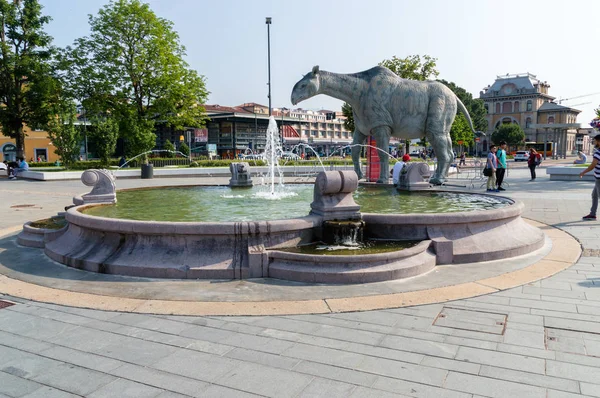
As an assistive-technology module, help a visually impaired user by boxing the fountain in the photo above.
[19,166,545,283]
[15,68,546,284]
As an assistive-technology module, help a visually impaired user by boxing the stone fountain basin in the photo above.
[40,195,545,283]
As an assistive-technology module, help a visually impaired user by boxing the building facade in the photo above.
[189,103,404,159]
[479,73,581,153]
[1,127,59,163]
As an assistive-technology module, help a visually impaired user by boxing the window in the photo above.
[484,104,489,114]
[502,102,512,113]
[34,148,48,162]
[526,100,532,111]
[526,117,532,128]
[514,101,520,112]
[548,116,554,124]
[495,103,501,113]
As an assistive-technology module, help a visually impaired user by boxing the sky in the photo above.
[41,0,600,126]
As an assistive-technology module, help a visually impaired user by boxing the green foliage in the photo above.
[62,0,209,154]
[0,0,54,157]
[46,100,81,168]
[342,54,439,134]
[492,123,526,147]
[438,79,487,140]
[121,116,156,162]
[379,55,439,81]
[341,102,354,133]
[178,141,189,156]
[89,117,119,167]
[449,114,473,147]
[162,140,175,157]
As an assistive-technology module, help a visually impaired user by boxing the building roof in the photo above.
[538,102,581,113]
[237,102,268,109]
[203,104,253,114]
[488,73,542,92]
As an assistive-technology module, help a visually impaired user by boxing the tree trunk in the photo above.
[15,123,25,159]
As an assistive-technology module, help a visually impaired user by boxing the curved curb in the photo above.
[0,220,581,316]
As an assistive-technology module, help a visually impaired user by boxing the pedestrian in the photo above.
[486,145,498,192]
[579,134,600,221]
[10,157,29,180]
[496,141,508,191]
[392,154,410,186]
[573,151,587,165]
[527,148,541,181]
[459,152,466,166]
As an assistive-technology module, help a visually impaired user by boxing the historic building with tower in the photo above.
[479,73,582,155]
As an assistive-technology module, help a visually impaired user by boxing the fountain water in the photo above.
[254,117,296,200]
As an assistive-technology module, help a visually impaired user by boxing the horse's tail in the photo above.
[456,96,476,134]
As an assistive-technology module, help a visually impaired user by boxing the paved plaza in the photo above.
[1,161,600,397]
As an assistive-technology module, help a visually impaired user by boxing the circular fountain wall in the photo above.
[38,175,544,283]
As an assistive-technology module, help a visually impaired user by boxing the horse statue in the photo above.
[291,65,475,184]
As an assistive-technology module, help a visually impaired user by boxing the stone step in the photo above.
[268,249,436,284]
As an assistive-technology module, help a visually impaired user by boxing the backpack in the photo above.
[535,155,542,166]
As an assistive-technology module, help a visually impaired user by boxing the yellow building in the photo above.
[1,126,59,163]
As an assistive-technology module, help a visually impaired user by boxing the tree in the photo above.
[0,0,54,158]
[162,139,175,157]
[492,123,525,149]
[64,0,209,162]
[178,141,189,157]
[379,55,439,81]
[89,117,119,167]
[341,55,439,152]
[46,100,80,168]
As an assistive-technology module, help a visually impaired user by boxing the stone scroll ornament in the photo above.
[291,65,476,185]
[310,170,361,221]
[229,162,253,187]
[73,169,117,205]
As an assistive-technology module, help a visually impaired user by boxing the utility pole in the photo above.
[266,17,272,116]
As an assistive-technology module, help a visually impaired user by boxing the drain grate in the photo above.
[0,300,15,310]
[433,307,507,335]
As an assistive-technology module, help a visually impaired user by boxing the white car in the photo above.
[281,152,301,160]
[514,151,530,162]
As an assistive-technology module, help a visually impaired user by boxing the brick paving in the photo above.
[1,161,600,397]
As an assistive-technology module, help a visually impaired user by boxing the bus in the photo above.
[525,142,553,157]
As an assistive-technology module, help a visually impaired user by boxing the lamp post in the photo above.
[266,17,272,116]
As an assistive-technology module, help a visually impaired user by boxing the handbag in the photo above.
[483,167,492,177]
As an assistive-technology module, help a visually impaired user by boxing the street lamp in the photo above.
[266,17,272,116]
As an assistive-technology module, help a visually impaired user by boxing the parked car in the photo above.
[514,151,530,162]
[241,154,264,160]
[281,152,301,160]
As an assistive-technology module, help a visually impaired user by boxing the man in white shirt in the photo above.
[392,154,411,186]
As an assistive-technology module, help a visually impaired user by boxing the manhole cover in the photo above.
[10,204,36,208]
[545,327,600,356]
[433,307,507,335]
[0,300,15,310]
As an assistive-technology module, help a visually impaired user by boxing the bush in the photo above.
[29,162,57,168]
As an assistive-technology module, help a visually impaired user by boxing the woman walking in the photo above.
[527,148,541,181]
[486,145,498,192]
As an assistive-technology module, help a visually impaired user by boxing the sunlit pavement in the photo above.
[1,159,600,397]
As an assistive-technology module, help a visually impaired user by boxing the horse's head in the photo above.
[291,65,321,105]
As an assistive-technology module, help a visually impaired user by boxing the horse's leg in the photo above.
[351,130,367,179]
[372,125,392,183]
